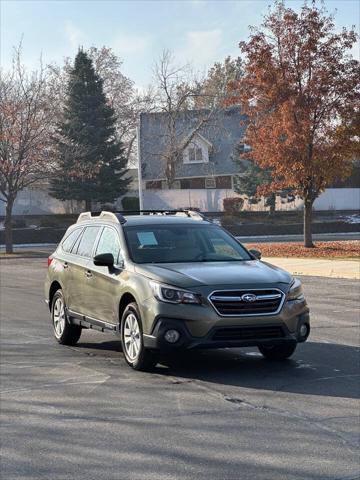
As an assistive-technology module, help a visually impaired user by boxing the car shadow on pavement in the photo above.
[75,338,359,400]
[156,341,360,399]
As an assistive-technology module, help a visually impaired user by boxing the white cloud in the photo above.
[112,33,150,55]
[176,29,222,67]
[64,20,87,49]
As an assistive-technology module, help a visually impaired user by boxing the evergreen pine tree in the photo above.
[50,49,129,209]
[233,161,276,214]
[234,159,295,215]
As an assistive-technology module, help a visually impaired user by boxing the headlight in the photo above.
[287,278,304,301]
[150,281,201,304]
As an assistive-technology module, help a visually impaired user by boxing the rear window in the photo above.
[61,228,83,253]
[75,226,100,258]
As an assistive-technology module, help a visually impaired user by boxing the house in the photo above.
[140,106,244,191]
[139,107,360,212]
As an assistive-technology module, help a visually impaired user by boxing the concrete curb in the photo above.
[264,257,360,280]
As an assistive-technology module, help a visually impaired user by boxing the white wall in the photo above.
[142,189,302,212]
[0,187,72,215]
[142,188,360,212]
[313,188,360,211]
[2,186,358,215]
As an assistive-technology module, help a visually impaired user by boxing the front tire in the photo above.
[51,290,82,345]
[258,343,297,360]
[120,302,158,371]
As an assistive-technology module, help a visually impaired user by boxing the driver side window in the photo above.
[96,227,122,264]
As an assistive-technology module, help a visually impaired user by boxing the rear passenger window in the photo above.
[61,228,82,253]
[76,226,100,258]
[96,227,121,263]
[71,229,84,254]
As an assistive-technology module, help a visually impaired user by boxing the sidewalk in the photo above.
[264,257,360,280]
[0,246,359,280]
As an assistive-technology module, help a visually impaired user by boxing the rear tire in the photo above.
[258,343,297,360]
[120,302,158,371]
[51,290,82,346]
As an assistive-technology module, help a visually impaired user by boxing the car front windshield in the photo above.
[124,224,252,264]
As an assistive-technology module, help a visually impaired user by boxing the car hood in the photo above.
[135,260,292,288]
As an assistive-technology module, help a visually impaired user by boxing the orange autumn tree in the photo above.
[227,1,359,247]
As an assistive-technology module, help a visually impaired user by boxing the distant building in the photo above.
[140,106,245,196]
[139,107,360,212]
[1,108,359,215]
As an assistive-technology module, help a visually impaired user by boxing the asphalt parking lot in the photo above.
[0,258,359,480]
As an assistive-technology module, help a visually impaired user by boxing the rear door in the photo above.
[56,226,84,309]
[68,225,101,315]
[82,225,124,324]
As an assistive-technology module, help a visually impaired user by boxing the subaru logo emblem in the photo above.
[241,293,257,303]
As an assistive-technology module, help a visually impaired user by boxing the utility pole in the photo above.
[137,116,144,211]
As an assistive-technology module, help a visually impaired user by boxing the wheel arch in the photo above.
[118,292,137,323]
[48,281,62,310]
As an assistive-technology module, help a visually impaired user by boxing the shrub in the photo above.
[39,217,58,228]
[223,197,244,213]
[122,196,140,212]
[11,218,26,228]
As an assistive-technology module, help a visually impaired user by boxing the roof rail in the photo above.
[76,211,127,224]
[181,210,209,221]
[115,209,209,221]
[76,210,209,225]
[76,212,92,223]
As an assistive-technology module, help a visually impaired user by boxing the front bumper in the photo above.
[143,311,310,351]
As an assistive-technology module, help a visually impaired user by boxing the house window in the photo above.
[183,142,209,164]
[146,180,162,190]
[205,177,216,189]
[216,176,232,189]
[188,146,203,163]
[180,179,190,189]
[190,177,205,188]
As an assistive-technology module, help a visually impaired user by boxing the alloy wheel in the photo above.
[123,313,141,361]
[53,297,65,337]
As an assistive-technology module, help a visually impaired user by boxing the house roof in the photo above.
[139,106,246,180]
[189,132,213,148]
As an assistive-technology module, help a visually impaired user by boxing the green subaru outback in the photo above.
[44,210,310,371]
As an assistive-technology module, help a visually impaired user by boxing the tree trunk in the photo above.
[5,196,15,254]
[268,193,276,216]
[304,199,314,248]
[85,199,92,211]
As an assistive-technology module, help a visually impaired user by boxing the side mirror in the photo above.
[249,248,261,260]
[93,253,114,267]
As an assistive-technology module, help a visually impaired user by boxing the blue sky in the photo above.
[1,0,359,88]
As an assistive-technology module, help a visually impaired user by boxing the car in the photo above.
[44,210,310,371]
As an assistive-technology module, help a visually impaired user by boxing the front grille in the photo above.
[212,325,285,342]
[209,289,284,316]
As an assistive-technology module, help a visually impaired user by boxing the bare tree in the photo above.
[193,56,243,109]
[0,46,56,253]
[151,50,223,187]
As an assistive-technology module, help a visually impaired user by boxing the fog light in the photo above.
[164,329,180,344]
[299,323,309,339]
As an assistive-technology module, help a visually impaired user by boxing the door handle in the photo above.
[63,262,69,269]
[85,270,93,278]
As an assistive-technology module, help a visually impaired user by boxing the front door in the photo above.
[83,226,124,325]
